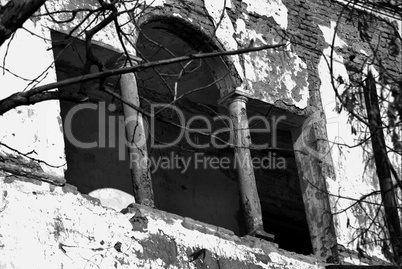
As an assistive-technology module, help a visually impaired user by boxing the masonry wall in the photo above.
[0,173,323,269]
[0,0,401,267]
[280,0,401,263]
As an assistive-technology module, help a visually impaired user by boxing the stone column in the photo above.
[118,57,154,207]
[292,126,337,259]
[221,92,273,240]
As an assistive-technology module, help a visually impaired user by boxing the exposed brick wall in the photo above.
[0,0,400,267]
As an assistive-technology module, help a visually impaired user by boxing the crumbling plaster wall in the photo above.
[0,175,324,269]
[0,0,309,174]
[281,0,401,263]
[0,0,137,178]
[162,0,310,108]
[133,0,401,263]
[0,20,65,177]
[0,0,400,266]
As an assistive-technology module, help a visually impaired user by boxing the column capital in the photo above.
[218,88,252,107]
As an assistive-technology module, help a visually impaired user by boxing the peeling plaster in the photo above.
[318,21,347,48]
[231,12,308,107]
[235,18,247,34]
[1,0,399,265]
[0,0,11,5]
[204,0,244,80]
[0,177,324,269]
[360,49,369,56]
[43,0,136,55]
[335,0,401,36]
[235,19,268,46]
[318,28,389,261]
[172,13,183,18]
[243,49,309,108]
[192,0,306,108]
[0,20,66,177]
[242,0,288,29]
[318,46,368,250]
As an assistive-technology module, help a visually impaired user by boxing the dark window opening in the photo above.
[247,99,313,254]
[136,21,243,234]
[51,31,135,208]
[136,21,313,254]
[52,23,313,255]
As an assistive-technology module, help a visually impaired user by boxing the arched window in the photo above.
[136,20,243,234]
[52,18,314,254]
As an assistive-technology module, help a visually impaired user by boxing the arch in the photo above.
[134,17,315,255]
[135,18,246,235]
[136,16,241,96]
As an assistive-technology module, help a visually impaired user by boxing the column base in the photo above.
[249,229,275,242]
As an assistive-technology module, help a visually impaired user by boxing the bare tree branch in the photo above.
[0,42,287,115]
[0,0,47,46]
[0,162,66,186]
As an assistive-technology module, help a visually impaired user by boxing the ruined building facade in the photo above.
[0,0,401,268]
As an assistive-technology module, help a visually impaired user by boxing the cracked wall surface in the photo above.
[0,176,323,269]
[0,0,401,267]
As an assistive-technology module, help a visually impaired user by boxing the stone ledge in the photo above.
[0,170,325,268]
[128,202,323,267]
[0,152,66,186]
[325,265,400,269]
